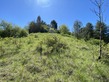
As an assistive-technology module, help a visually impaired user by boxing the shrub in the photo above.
[36,44,43,55]
[20,29,28,37]
[0,20,28,38]
[0,46,5,58]
[59,25,69,34]
[0,29,2,37]
[49,28,57,33]
[26,64,42,74]
[88,39,100,45]
[36,36,68,55]
[61,33,72,37]
[11,26,21,37]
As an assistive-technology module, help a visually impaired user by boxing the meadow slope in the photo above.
[0,33,109,82]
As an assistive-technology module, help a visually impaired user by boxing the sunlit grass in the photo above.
[0,33,109,82]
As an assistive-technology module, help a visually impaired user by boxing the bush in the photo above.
[26,64,42,74]
[0,20,28,38]
[20,29,28,37]
[36,36,68,55]
[49,28,57,33]
[0,30,3,37]
[59,25,69,34]
[11,27,21,37]
[61,33,72,37]
[88,39,100,45]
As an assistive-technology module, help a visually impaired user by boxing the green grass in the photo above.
[0,33,109,82]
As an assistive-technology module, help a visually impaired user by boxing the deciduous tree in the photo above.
[73,20,82,39]
[59,25,69,34]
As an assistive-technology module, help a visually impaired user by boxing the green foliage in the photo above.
[51,20,58,30]
[73,20,82,39]
[20,29,28,37]
[0,28,3,37]
[41,25,49,32]
[73,21,109,43]
[29,16,49,33]
[49,28,56,33]
[36,35,68,55]
[0,20,28,38]
[94,21,107,39]
[79,22,93,41]
[0,21,13,37]
[37,16,41,24]
[29,21,37,33]
[44,36,68,53]
[0,33,109,82]
[88,38,100,45]
[26,64,42,74]
[11,26,21,37]
[61,33,72,37]
[59,25,69,34]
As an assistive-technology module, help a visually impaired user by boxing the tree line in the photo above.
[73,20,109,43]
[0,20,28,38]
[0,16,109,43]
[28,16,109,43]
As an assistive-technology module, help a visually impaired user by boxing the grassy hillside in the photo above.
[0,33,109,82]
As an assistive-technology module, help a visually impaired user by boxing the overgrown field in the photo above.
[0,33,109,82]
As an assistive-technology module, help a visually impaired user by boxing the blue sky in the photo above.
[0,0,109,31]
